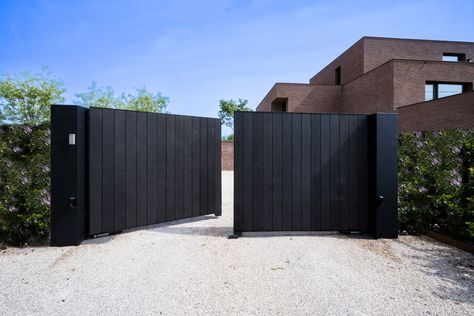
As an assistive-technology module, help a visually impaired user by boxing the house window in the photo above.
[442,53,466,62]
[438,83,464,98]
[425,81,470,101]
[425,83,434,101]
[335,66,341,85]
[271,98,288,112]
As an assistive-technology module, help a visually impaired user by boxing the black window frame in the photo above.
[442,53,466,62]
[425,81,471,100]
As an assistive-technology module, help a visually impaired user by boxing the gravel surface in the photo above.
[1,171,473,315]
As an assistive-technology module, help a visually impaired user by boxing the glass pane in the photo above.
[438,84,463,98]
[425,84,434,101]
[442,55,459,62]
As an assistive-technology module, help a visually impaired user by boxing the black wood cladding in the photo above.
[88,107,221,235]
[234,112,368,233]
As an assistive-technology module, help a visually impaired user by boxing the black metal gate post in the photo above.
[368,113,398,238]
[50,104,87,246]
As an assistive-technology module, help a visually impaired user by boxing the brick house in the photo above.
[257,36,474,131]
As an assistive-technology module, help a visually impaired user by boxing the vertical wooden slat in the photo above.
[175,116,185,219]
[214,119,222,215]
[262,113,273,231]
[301,114,311,230]
[358,115,368,232]
[136,112,148,226]
[207,119,215,215]
[311,114,321,230]
[291,114,302,231]
[114,110,126,231]
[243,113,253,231]
[272,113,283,231]
[199,118,208,215]
[183,117,193,218]
[234,112,244,232]
[125,111,137,229]
[191,117,200,217]
[146,113,158,225]
[320,114,330,230]
[102,109,115,233]
[329,114,340,230]
[348,115,358,230]
[156,114,167,223]
[252,114,263,231]
[339,115,349,231]
[282,114,292,231]
[166,115,176,221]
[89,108,103,235]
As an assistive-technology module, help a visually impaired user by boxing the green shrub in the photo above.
[399,129,474,241]
[0,124,50,245]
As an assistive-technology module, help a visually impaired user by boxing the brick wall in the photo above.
[309,39,364,85]
[342,61,395,113]
[398,91,474,132]
[257,83,342,112]
[221,141,233,170]
[364,37,474,74]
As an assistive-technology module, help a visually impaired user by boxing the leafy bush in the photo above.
[0,124,50,245]
[399,129,474,241]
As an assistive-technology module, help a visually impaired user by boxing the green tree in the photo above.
[0,69,65,124]
[120,87,168,112]
[75,82,169,113]
[218,98,252,131]
[74,81,116,109]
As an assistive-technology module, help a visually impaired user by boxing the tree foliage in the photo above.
[218,99,252,131]
[0,69,65,125]
[75,82,168,113]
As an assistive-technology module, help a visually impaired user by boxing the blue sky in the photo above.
[1,0,473,135]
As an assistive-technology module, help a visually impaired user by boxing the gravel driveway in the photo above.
[1,171,473,315]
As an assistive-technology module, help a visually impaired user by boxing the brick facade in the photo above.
[257,36,474,132]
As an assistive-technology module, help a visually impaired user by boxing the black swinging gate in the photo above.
[51,105,221,246]
[233,112,398,238]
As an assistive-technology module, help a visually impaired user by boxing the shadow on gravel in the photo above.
[153,226,233,237]
[395,237,474,304]
[83,215,224,243]
[240,231,374,240]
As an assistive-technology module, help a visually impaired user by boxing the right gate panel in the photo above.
[234,112,369,233]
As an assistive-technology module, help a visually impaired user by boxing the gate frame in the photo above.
[51,104,222,246]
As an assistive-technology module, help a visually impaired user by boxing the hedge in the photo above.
[399,128,474,241]
[0,124,50,245]
[0,125,473,245]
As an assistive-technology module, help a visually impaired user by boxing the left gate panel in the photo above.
[88,107,222,236]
